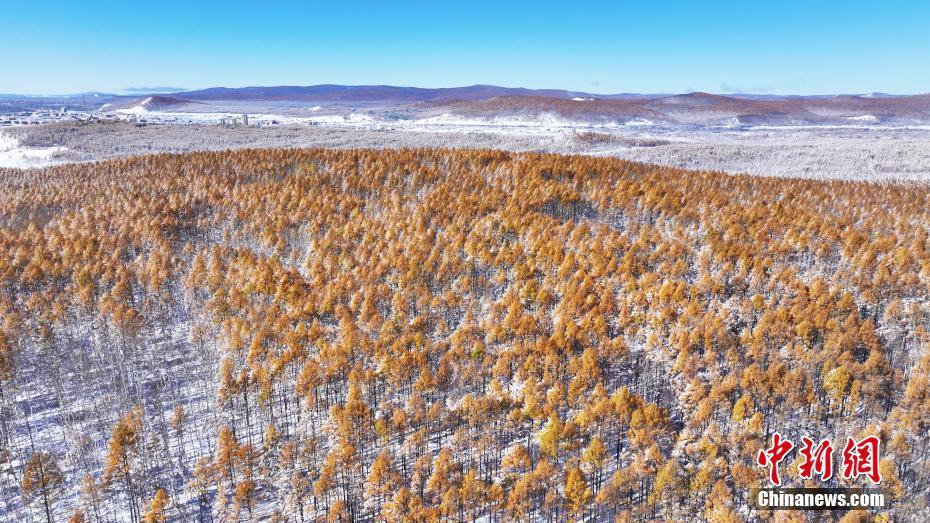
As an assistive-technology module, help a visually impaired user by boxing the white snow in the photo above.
[412,112,613,130]
[105,105,377,127]
[117,105,149,115]
[846,114,877,121]
[0,131,68,169]
[345,112,373,123]
[749,123,930,131]
[115,97,153,115]
[625,118,655,127]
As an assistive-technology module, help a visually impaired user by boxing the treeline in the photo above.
[0,148,927,522]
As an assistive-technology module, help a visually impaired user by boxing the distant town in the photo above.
[0,108,288,128]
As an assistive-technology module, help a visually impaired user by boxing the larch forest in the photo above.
[0,148,926,522]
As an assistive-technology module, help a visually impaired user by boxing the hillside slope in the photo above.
[423,92,930,125]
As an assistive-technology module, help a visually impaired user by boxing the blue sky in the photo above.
[2,1,929,95]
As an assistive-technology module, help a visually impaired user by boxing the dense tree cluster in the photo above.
[0,148,926,521]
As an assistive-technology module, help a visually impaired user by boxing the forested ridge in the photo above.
[0,148,926,522]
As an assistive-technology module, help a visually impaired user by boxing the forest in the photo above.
[0,148,926,522]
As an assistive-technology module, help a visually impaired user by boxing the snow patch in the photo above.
[414,112,599,129]
[117,105,148,115]
[846,114,877,122]
[115,97,153,115]
[0,131,68,169]
[625,118,655,127]
[346,112,373,123]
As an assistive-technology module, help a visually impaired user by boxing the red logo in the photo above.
[756,432,794,486]
[798,437,834,481]
[757,433,882,486]
[841,436,882,484]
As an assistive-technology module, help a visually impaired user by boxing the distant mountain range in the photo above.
[3,85,930,126]
[0,85,657,103]
[151,85,928,105]
[157,84,666,102]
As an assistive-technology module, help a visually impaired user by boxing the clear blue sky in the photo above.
[3,0,929,95]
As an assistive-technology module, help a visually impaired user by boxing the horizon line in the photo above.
[2,83,928,99]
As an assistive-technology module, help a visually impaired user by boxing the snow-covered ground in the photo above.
[109,104,604,132]
[100,103,930,138]
[5,109,930,181]
[116,96,155,114]
[113,104,376,126]
[0,130,68,168]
